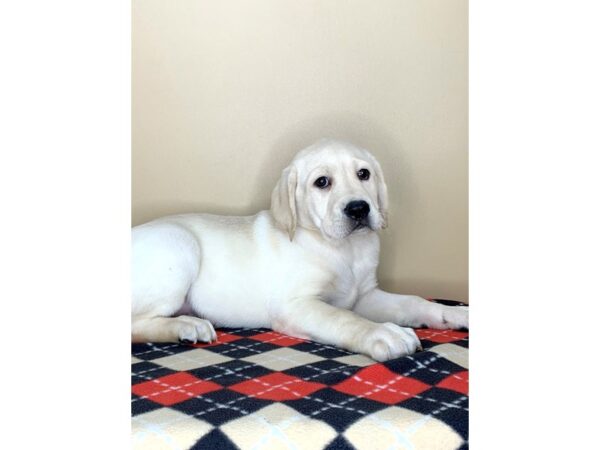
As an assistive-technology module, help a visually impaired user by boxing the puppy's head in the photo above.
[271,139,388,241]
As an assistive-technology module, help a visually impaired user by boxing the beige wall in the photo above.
[132,0,468,302]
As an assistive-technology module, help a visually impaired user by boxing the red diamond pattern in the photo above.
[249,331,307,346]
[132,372,222,406]
[436,370,468,395]
[415,329,468,343]
[333,364,430,404]
[229,372,326,401]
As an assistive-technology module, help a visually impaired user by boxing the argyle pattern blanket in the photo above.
[132,300,468,450]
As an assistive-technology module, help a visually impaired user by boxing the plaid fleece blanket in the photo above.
[132,300,468,450]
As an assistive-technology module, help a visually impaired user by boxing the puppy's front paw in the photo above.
[365,323,421,362]
[442,306,469,330]
[175,316,217,344]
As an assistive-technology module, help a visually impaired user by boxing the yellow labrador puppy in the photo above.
[132,139,468,361]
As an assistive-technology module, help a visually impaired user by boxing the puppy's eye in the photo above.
[314,176,330,189]
[357,169,370,180]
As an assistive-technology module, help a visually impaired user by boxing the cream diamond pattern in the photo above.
[333,354,376,367]
[152,348,233,371]
[220,403,337,450]
[344,406,463,450]
[132,407,213,450]
[241,347,325,371]
[429,343,469,369]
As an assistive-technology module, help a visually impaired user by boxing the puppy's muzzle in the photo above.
[344,200,370,225]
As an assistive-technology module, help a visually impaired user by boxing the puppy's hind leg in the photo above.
[132,315,217,344]
[131,223,214,344]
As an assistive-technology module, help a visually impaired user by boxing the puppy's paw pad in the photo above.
[366,323,421,362]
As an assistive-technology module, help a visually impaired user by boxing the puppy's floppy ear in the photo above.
[271,165,298,240]
[371,157,389,228]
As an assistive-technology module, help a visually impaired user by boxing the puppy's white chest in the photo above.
[328,274,360,309]
[324,245,377,310]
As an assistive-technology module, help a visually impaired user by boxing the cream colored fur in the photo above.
[131,139,468,361]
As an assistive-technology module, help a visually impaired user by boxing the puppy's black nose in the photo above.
[344,200,370,221]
